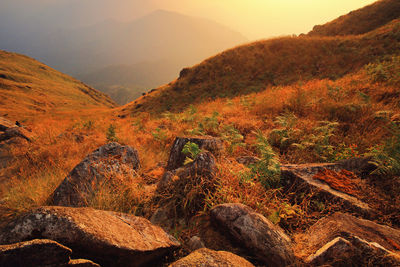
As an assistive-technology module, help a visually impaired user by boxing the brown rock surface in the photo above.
[297,212,400,258]
[67,259,101,267]
[169,248,254,267]
[166,136,222,170]
[0,239,72,267]
[0,206,180,267]
[0,117,16,132]
[49,142,140,207]
[281,163,370,214]
[210,203,295,266]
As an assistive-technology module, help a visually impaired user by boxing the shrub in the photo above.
[269,112,301,151]
[247,131,281,189]
[367,121,400,176]
[365,55,400,85]
[106,124,118,142]
[182,142,201,165]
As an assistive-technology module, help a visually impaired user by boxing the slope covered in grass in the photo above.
[121,19,400,115]
[0,50,116,119]
[309,0,400,36]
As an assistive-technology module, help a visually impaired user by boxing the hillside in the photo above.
[0,50,116,119]
[121,18,400,115]
[309,0,400,36]
[78,60,180,105]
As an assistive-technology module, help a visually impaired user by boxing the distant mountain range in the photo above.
[0,9,247,104]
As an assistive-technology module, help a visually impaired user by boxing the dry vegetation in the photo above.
[0,50,115,120]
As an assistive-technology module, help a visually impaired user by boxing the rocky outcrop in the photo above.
[186,236,206,252]
[301,212,400,254]
[49,142,140,207]
[166,136,222,171]
[236,156,260,165]
[169,248,255,267]
[210,203,295,266]
[67,259,101,267]
[306,236,400,266]
[0,206,180,267]
[0,117,16,132]
[281,163,371,214]
[0,239,72,267]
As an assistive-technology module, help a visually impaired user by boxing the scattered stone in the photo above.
[49,142,140,207]
[236,156,260,165]
[67,259,101,267]
[169,248,255,267]
[166,136,222,170]
[187,236,206,251]
[0,239,72,267]
[0,117,15,132]
[0,127,31,142]
[210,203,295,266]
[0,206,180,267]
[299,212,400,257]
[306,235,400,266]
[281,164,370,214]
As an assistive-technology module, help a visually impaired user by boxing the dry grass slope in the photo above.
[122,19,400,115]
[0,50,116,120]
[309,0,400,36]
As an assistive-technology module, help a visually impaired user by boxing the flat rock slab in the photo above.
[298,212,400,257]
[169,248,254,267]
[49,142,140,207]
[0,239,72,267]
[281,163,370,214]
[166,136,222,170]
[210,203,295,266]
[0,117,16,132]
[67,259,101,267]
[306,235,400,266]
[0,206,180,267]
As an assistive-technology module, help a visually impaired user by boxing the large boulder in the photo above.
[154,152,217,227]
[298,212,400,255]
[0,239,72,267]
[169,248,254,267]
[210,203,295,266]
[305,236,400,266]
[49,142,140,207]
[0,206,180,267]
[166,136,222,171]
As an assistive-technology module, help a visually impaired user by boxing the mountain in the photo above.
[121,18,400,115]
[0,50,116,119]
[1,9,247,105]
[308,0,400,36]
[77,59,181,105]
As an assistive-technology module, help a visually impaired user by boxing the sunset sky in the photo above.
[2,0,377,40]
[141,0,377,39]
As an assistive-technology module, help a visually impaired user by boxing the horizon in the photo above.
[1,0,376,40]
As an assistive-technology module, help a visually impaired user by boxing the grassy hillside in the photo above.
[121,19,400,115]
[309,0,400,36]
[0,50,116,120]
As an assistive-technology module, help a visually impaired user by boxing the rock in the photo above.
[169,248,254,267]
[298,212,400,259]
[236,156,260,165]
[0,127,31,142]
[49,142,140,207]
[155,152,217,225]
[306,236,400,266]
[281,164,371,214]
[187,236,205,251]
[0,239,72,267]
[210,203,295,266]
[67,259,101,267]
[166,136,222,171]
[0,206,180,267]
[337,157,376,177]
[0,117,15,132]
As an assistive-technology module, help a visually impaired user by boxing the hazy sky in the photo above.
[1,0,377,40]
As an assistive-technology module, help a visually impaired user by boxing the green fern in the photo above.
[182,142,201,165]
